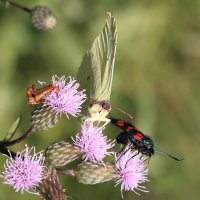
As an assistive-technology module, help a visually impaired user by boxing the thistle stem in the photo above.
[0,146,16,158]
[1,126,34,147]
[0,0,32,13]
[56,168,75,177]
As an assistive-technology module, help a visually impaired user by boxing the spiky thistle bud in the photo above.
[74,148,149,197]
[31,105,61,132]
[30,6,57,30]
[45,141,82,167]
[30,75,86,131]
[75,162,117,184]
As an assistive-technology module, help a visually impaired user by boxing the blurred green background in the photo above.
[0,0,199,199]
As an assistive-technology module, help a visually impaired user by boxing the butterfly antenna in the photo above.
[155,150,184,161]
[114,106,134,123]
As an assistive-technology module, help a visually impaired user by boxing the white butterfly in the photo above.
[77,12,117,124]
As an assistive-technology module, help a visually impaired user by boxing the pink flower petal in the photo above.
[45,75,86,117]
[1,145,45,193]
[115,146,149,197]
[72,121,115,163]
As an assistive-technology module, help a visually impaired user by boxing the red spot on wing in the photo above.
[116,120,125,127]
[134,133,144,141]
[126,126,135,132]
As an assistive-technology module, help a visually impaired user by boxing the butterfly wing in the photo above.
[76,13,117,120]
[90,12,117,102]
[76,51,93,115]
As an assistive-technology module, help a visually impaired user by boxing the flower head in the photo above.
[44,75,86,117]
[72,121,115,163]
[1,146,45,193]
[115,146,149,197]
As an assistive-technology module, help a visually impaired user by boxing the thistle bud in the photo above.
[75,162,117,184]
[45,141,82,167]
[31,105,60,132]
[31,6,57,30]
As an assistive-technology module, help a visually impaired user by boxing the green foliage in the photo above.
[0,0,199,200]
[4,116,21,141]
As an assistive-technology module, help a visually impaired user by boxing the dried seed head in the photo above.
[75,161,117,184]
[37,165,66,200]
[45,141,82,167]
[31,6,57,30]
[31,104,61,132]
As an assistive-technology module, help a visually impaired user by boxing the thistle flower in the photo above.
[72,121,115,163]
[1,146,45,193]
[75,147,149,197]
[45,75,86,117]
[115,146,149,197]
[31,75,86,131]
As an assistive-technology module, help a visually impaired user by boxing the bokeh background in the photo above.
[0,0,199,199]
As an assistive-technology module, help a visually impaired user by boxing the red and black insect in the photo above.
[110,118,183,161]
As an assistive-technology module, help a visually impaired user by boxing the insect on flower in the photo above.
[76,13,117,124]
[110,118,183,161]
[27,84,59,105]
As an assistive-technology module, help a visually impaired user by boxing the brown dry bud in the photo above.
[37,165,67,200]
[31,6,57,30]
[45,141,82,167]
[75,161,117,184]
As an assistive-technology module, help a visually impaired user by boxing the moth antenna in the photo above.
[155,150,184,161]
[114,106,134,123]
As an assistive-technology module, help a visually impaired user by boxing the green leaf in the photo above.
[4,117,21,141]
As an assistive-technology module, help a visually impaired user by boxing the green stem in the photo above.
[0,146,16,158]
[0,0,32,13]
[1,126,34,147]
[56,168,75,177]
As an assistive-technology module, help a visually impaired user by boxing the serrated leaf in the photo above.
[4,117,21,141]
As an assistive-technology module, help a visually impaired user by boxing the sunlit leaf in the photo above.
[4,117,21,142]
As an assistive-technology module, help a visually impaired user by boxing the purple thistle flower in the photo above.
[115,146,149,197]
[44,75,86,117]
[1,145,45,193]
[72,121,115,163]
